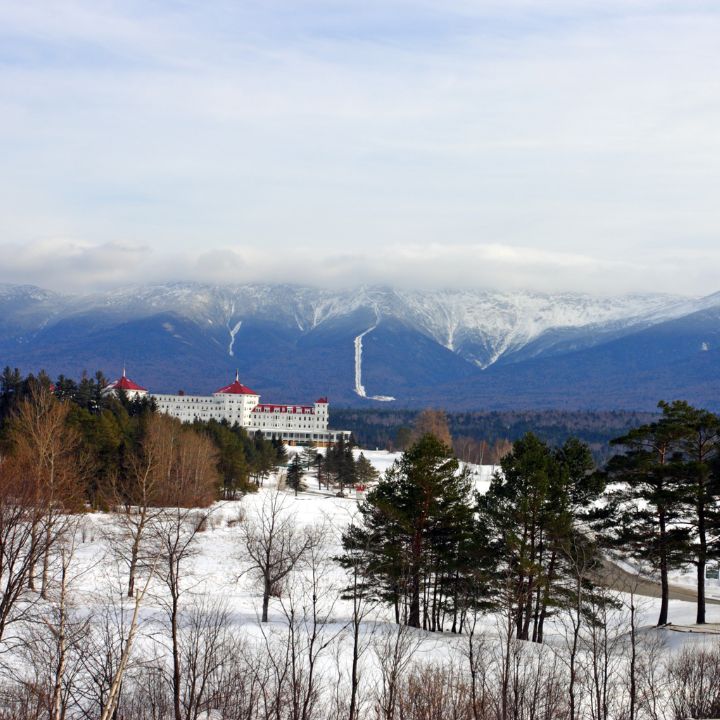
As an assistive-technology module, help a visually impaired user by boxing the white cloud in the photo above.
[0,1,719,295]
[1,237,717,297]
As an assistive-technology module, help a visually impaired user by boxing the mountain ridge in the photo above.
[0,282,717,410]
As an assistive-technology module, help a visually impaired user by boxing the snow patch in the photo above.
[353,321,395,402]
[227,320,242,357]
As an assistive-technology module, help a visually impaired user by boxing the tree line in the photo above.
[0,367,288,508]
[286,436,378,496]
[331,407,660,464]
[342,400,720,634]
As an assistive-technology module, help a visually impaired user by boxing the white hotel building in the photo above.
[104,370,349,446]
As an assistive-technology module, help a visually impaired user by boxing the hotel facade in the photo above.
[104,370,349,446]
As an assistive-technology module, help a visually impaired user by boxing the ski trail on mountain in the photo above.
[227,316,242,357]
[354,312,395,402]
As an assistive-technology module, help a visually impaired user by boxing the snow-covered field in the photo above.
[67,449,718,649]
[6,448,719,718]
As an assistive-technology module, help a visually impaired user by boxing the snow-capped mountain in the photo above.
[1,282,718,410]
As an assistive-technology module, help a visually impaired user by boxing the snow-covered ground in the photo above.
[66,449,720,651]
[5,446,715,720]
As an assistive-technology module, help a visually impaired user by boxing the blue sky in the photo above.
[1,1,719,294]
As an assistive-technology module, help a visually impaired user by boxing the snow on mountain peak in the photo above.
[0,281,709,369]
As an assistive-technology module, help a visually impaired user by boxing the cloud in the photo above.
[0,1,719,296]
[1,237,717,297]
[0,239,148,288]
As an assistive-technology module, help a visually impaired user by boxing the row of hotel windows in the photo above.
[157,407,325,429]
[154,395,323,414]
[156,403,319,416]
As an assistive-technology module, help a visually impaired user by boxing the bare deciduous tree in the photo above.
[277,523,342,720]
[371,623,422,720]
[0,456,48,651]
[178,598,239,720]
[7,520,90,720]
[154,506,212,720]
[240,491,318,623]
[97,543,162,720]
[6,385,86,598]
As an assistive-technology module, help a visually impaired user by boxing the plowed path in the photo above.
[597,559,720,605]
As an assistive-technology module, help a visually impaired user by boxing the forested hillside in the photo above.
[331,407,660,464]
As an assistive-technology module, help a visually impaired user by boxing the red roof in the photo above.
[316,397,328,404]
[215,371,257,396]
[107,369,147,392]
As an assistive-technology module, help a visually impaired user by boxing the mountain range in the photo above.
[1,282,718,411]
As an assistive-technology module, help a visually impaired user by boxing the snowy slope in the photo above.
[2,282,699,366]
[2,282,719,408]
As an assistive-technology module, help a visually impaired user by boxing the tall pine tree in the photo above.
[601,417,692,626]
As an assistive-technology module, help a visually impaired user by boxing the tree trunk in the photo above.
[408,530,422,628]
[348,618,360,720]
[658,511,669,626]
[408,572,420,628]
[128,538,139,598]
[41,521,52,599]
[262,577,271,623]
[99,558,158,720]
[127,509,148,599]
[628,594,637,720]
[29,522,38,591]
[697,496,707,625]
[51,565,68,720]
[537,550,557,643]
[170,573,182,720]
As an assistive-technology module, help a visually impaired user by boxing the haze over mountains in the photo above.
[1,282,718,411]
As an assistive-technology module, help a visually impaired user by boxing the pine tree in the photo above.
[340,438,356,495]
[354,452,379,488]
[341,434,484,630]
[286,454,305,497]
[479,433,602,642]
[315,452,326,490]
[300,443,319,470]
[602,417,692,626]
[272,435,288,465]
[326,435,355,494]
[0,366,22,422]
[195,419,253,499]
[656,401,720,624]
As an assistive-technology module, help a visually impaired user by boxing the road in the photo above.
[596,558,720,604]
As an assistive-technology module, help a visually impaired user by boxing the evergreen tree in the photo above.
[341,434,485,630]
[286,454,305,497]
[479,433,602,642]
[194,419,254,498]
[250,431,277,486]
[656,401,720,624]
[326,435,356,494]
[354,452,379,487]
[315,452,326,490]
[300,442,319,470]
[0,366,23,423]
[340,437,356,495]
[601,417,692,626]
[53,374,78,402]
[272,435,288,465]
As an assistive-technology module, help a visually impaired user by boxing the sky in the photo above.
[1,0,719,296]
